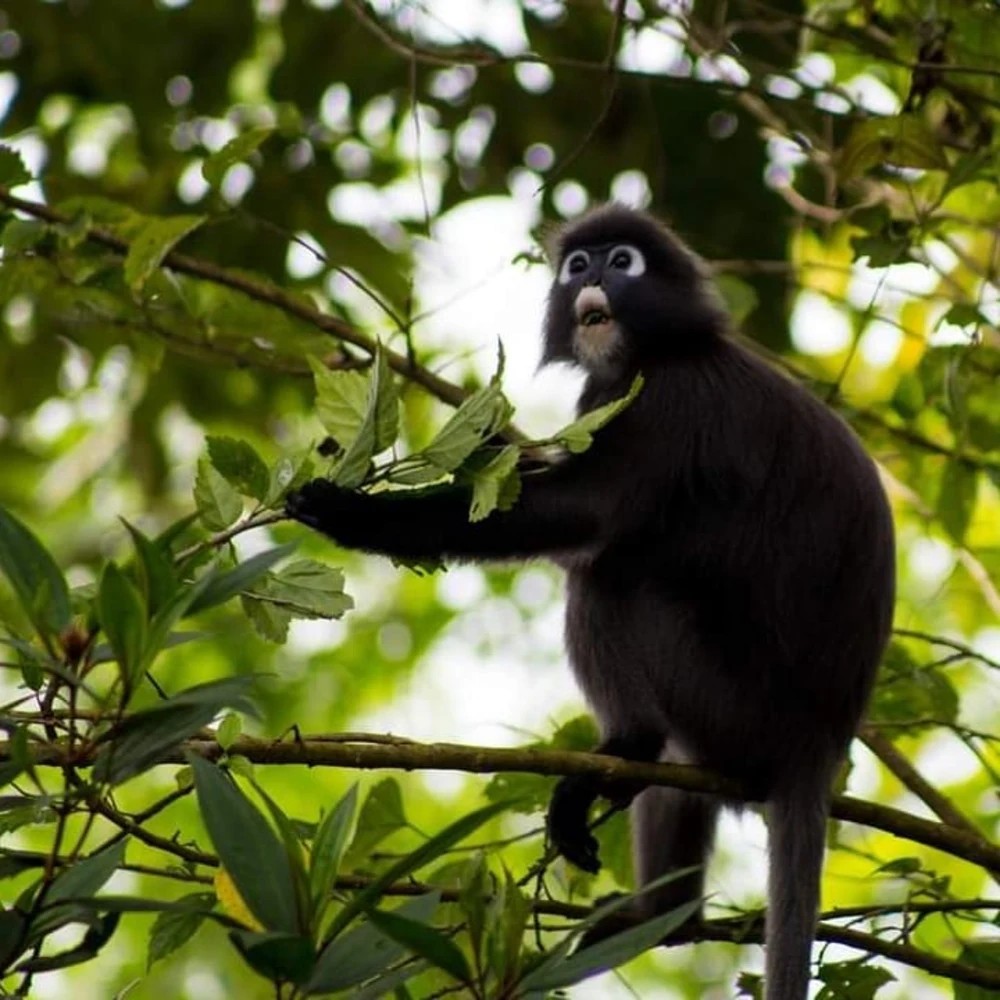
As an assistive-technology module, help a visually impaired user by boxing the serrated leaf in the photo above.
[1,218,47,252]
[553,374,643,454]
[469,446,521,522]
[938,460,978,544]
[333,348,399,488]
[187,543,296,616]
[202,128,274,189]
[0,504,72,639]
[367,906,471,983]
[0,145,31,187]
[309,358,369,446]
[266,449,315,506]
[189,754,300,934]
[194,456,244,531]
[147,893,215,968]
[123,214,205,292]
[207,436,270,501]
[240,594,292,643]
[815,958,895,998]
[839,114,947,180]
[217,713,242,751]
[423,379,512,473]
[251,559,354,620]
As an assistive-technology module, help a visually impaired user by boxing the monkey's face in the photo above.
[542,205,725,378]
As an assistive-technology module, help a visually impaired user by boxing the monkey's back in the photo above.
[565,340,895,790]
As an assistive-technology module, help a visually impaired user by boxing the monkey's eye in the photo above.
[608,245,646,277]
[558,250,590,285]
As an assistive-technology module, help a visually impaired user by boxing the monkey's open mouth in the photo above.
[581,308,611,327]
[574,286,614,328]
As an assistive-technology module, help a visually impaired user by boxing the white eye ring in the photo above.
[608,244,646,277]
[558,249,590,285]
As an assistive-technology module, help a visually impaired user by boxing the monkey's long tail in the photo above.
[764,780,828,1000]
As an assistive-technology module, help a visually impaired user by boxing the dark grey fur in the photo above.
[286,204,896,1000]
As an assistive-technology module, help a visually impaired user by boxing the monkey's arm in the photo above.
[285,464,606,561]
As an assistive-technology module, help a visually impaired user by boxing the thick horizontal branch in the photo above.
[0,189,527,444]
[11,735,1000,874]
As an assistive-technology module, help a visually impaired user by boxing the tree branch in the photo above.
[0,189,527,443]
[9,735,1000,874]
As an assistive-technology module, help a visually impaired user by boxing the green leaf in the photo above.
[46,842,126,906]
[520,898,700,992]
[938,460,978,544]
[186,543,297,616]
[18,913,120,973]
[334,348,400,488]
[147,892,216,967]
[367,906,471,983]
[189,754,300,934]
[306,893,439,993]
[324,800,508,944]
[309,358,369,447]
[310,784,359,910]
[228,929,316,985]
[458,854,489,966]
[0,727,29,789]
[202,128,274,189]
[815,958,896,998]
[954,940,1000,999]
[0,145,31,187]
[123,214,205,292]
[839,114,947,180]
[266,449,315,506]
[250,559,354,620]
[0,504,72,639]
[207,436,270,501]
[122,521,178,616]
[194,456,244,531]
[423,377,513,473]
[715,274,759,324]
[553,374,644,454]
[94,676,258,786]
[344,778,408,870]
[97,562,147,683]
[0,908,28,971]
[241,594,292,644]
[1,218,47,252]
[217,713,242,751]
[469,446,521,522]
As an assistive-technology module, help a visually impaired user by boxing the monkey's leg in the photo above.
[631,782,718,922]
[546,731,663,874]
[575,782,718,950]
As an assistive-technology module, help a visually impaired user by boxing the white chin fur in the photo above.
[573,320,622,370]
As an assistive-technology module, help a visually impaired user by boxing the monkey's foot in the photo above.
[547,776,601,873]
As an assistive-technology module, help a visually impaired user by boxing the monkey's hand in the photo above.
[547,776,601,873]
[285,479,382,548]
